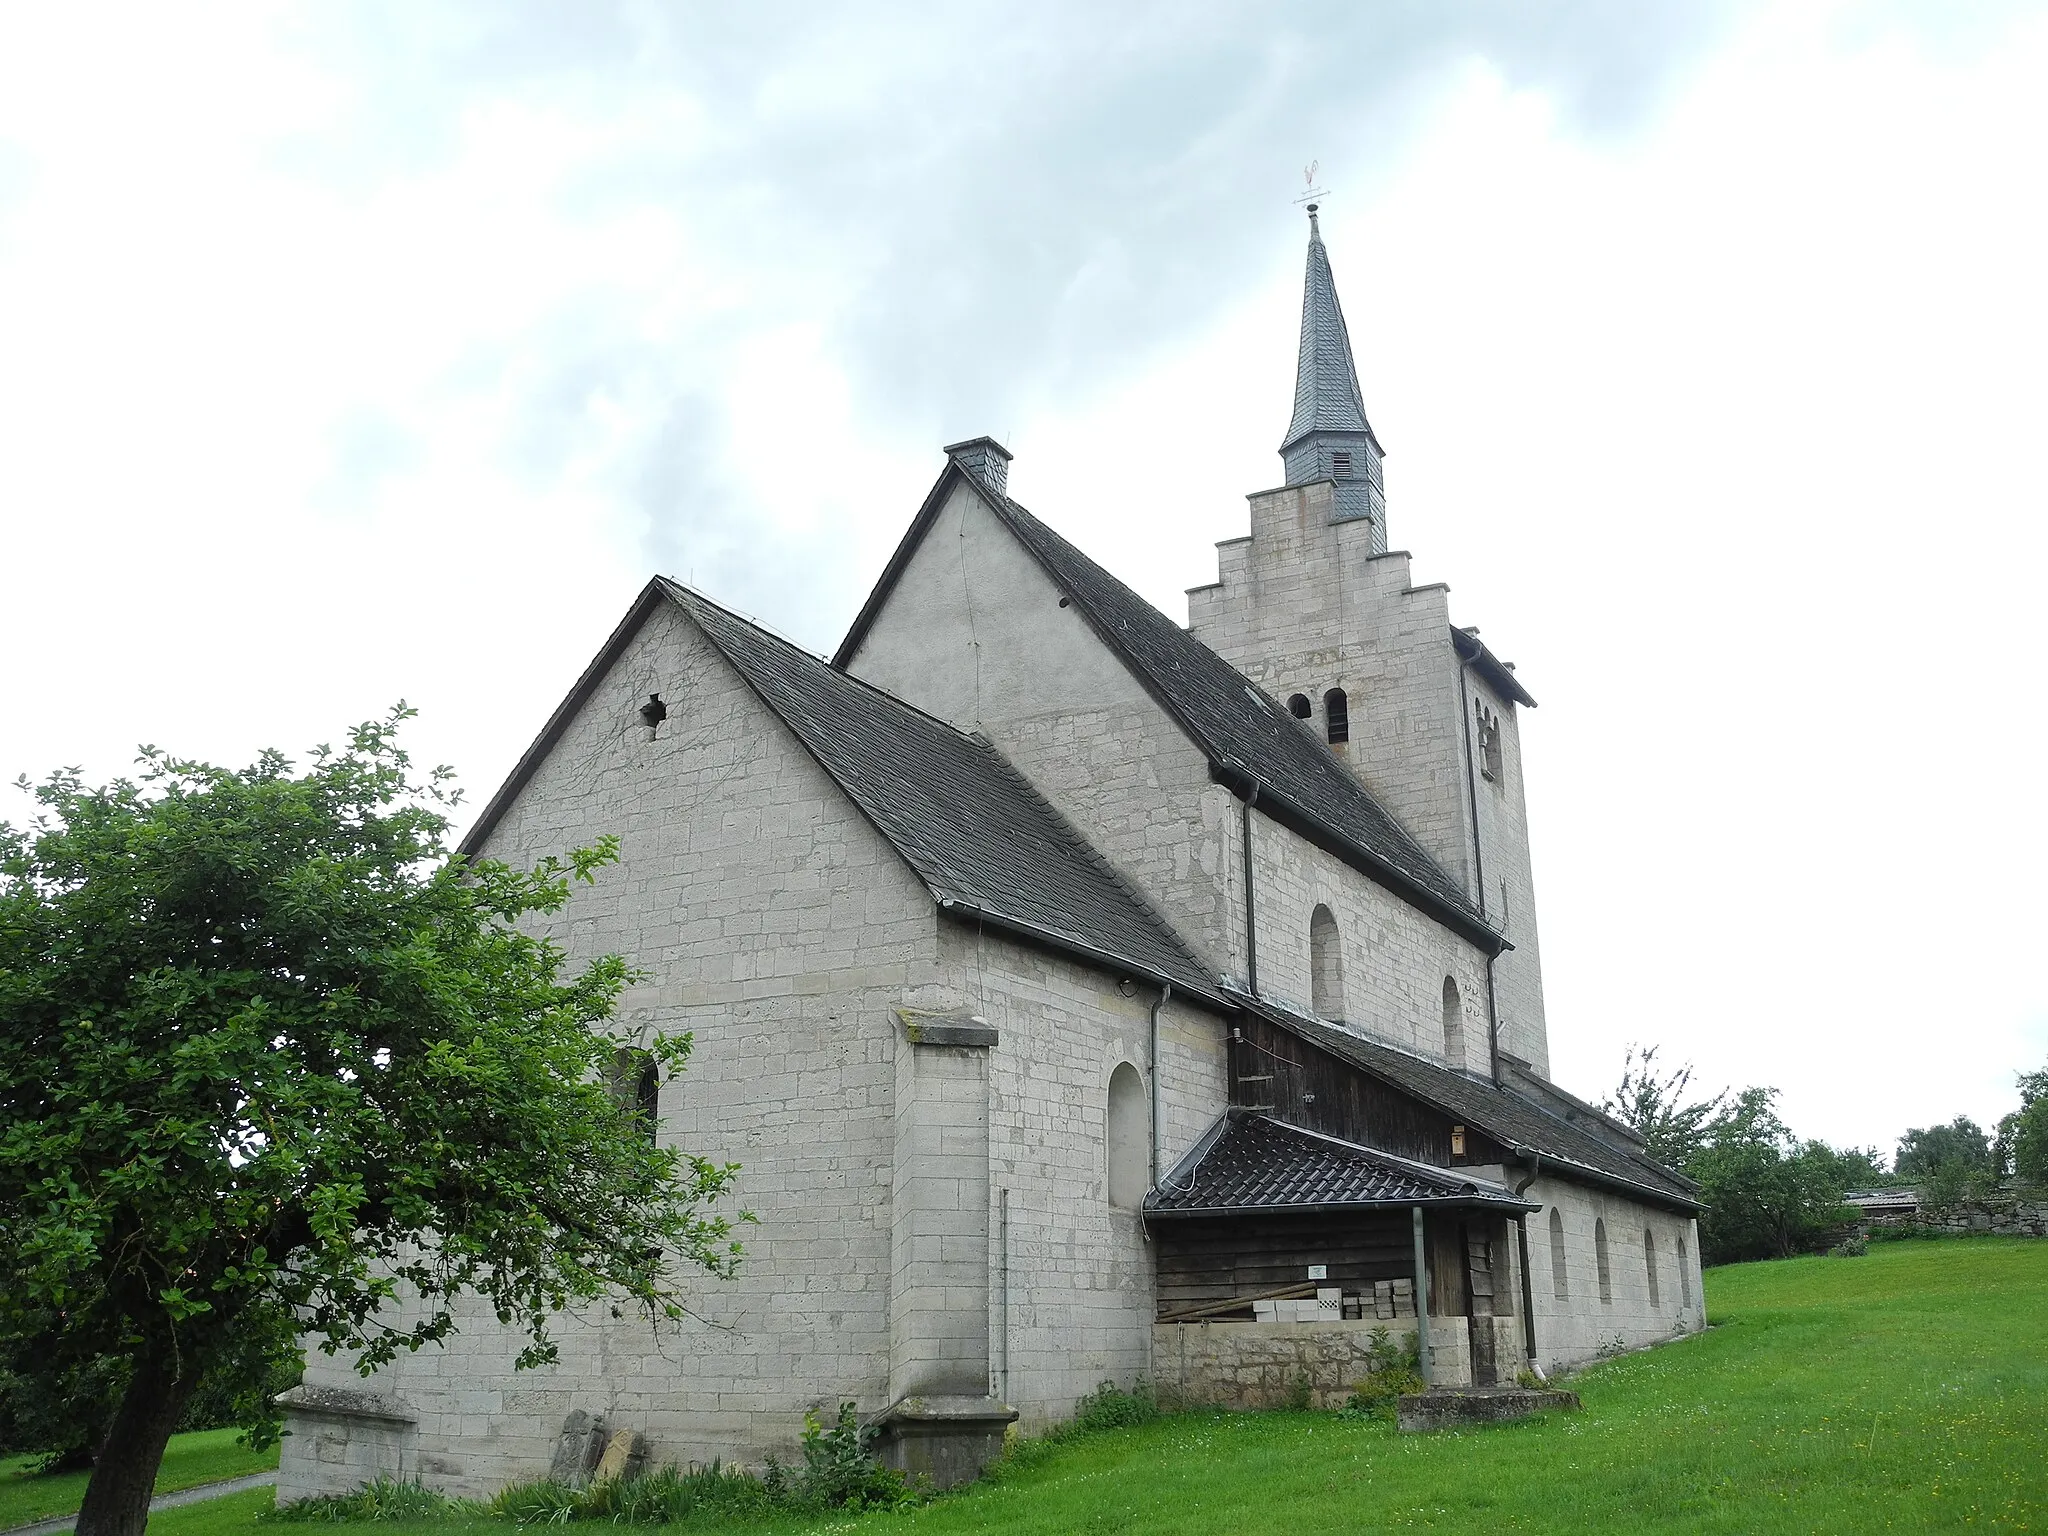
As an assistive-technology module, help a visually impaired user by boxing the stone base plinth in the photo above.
[1396,1386,1581,1432]
[868,1395,1018,1490]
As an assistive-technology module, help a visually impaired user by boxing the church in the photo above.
[277,209,1704,1499]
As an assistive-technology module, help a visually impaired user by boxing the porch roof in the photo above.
[1145,1109,1537,1220]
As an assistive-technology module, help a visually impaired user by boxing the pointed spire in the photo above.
[1282,205,1373,449]
[1278,205,1386,546]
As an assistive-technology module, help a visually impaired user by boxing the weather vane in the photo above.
[1295,160,1328,206]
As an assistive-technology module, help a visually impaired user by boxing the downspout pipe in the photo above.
[1239,783,1261,997]
[1512,1155,1543,1372]
[1149,983,1173,1189]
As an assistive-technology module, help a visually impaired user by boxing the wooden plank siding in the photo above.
[1230,1015,1513,1169]
[1154,1211,1417,1317]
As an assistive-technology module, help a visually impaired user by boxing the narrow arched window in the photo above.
[1288,693,1311,719]
[1324,688,1349,745]
[1645,1227,1661,1308]
[612,1047,660,1148]
[1106,1062,1148,1209]
[1309,905,1344,1022]
[1595,1218,1612,1304]
[1548,1208,1569,1300]
[1441,977,1464,1069]
[1678,1230,1693,1309]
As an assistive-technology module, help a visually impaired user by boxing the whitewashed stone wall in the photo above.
[845,479,1245,979]
[1245,810,1492,1065]
[938,923,1229,1429]
[1189,478,1551,1076]
[1515,1175,1704,1371]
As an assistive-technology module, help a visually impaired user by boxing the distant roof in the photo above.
[842,467,1498,949]
[457,578,1223,1007]
[1281,209,1379,454]
[1145,1108,1533,1219]
[1244,1000,1703,1211]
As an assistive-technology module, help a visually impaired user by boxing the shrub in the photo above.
[1828,1235,1869,1257]
[267,1478,464,1523]
[774,1401,917,1512]
[1340,1327,1424,1421]
[1070,1379,1160,1432]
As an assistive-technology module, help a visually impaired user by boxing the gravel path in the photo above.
[2,1470,278,1536]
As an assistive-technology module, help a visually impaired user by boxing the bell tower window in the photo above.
[1324,688,1349,745]
[1287,693,1311,719]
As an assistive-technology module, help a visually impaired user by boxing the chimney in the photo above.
[943,436,1012,497]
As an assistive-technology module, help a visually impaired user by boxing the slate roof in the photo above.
[1145,1109,1533,1218]
[970,491,1497,947]
[1244,999,1703,1210]
[663,583,1223,1004]
[1281,210,1378,452]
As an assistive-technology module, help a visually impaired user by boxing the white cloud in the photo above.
[1,0,2040,1153]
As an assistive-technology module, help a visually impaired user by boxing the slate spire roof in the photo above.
[1280,205,1377,454]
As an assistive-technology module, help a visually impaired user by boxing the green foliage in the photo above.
[488,1408,911,1525]
[1069,1380,1160,1432]
[1997,1066,2048,1186]
[1339,1326,1423,1420]
[1688,1089,1858,1264]
[264,1477,461,1524]
[0,710,747,1511]
[1894,1116,1993,1181]
[1601,1044,1726,1169]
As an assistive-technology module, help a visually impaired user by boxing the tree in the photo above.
[1687,1089,1855,1264]
[1996,1067,2048,1187]
[1892,1122,1990,1204]
[1602,1044,1726,1169]
[0,711,746,1536]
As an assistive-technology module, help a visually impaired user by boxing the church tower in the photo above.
[1280,205,1388,550]
[1186,208,1552,1077]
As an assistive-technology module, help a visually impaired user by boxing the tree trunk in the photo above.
[75,1342,201,1536]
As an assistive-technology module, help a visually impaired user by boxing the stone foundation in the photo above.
[1870,1196,2048,1239]
[1396,1386,1580,1432]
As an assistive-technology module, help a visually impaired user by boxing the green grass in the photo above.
[33,1239,2048,1534]
[0,1428,281,1530]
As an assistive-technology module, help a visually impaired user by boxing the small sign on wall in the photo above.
[1307,1264,1328,1280]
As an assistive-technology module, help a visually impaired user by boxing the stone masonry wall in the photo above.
[1246,808,1492,1067]
[939,923,1231,1430]
[1188,478,1552,1077]
[1513,1174,1704,1372]
[845,479,1244,979]
[1871,1196,2048,1238]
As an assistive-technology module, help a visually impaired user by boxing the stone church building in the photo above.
[278,210,1703,1498]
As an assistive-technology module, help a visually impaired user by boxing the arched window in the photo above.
[611,1047,660,1148]
[1645,1227,1661,1308]
[1678,1229,1693,1309]
[1548,1207,1569,1300]
[1309,905,1345,1021]
[1287,693,1312,719]
[1324,688,1349,745]
[1594,1218,1612,1304]
[1441,977,1464,1069]
[1106,1062,1148,1209]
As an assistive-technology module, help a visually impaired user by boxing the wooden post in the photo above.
[1412,1205,1432,1387]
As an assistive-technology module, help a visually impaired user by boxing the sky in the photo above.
[2,1,2044,1157]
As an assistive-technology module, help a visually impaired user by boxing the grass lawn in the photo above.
[0,1428,280,1530]
[72,1238,2048,1534]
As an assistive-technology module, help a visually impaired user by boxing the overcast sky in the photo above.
[3,1,2044,1157]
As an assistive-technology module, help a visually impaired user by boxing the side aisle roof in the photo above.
[834,460,1502,952]
[457,578,1225,1008]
